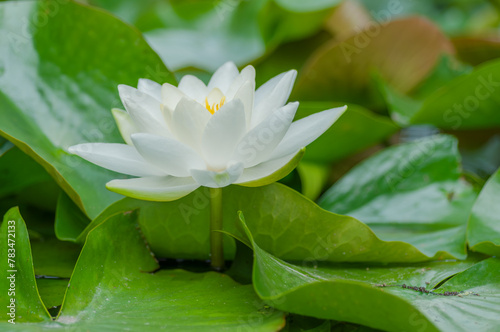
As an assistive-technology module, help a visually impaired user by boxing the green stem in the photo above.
[210,187,224,271]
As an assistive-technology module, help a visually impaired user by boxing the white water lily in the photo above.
[69,62,346,201]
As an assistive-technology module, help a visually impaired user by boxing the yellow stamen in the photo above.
[205,96,226,114]
[204,88,226,114]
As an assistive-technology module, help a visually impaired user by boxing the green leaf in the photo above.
[138,0,268,71]
[84,0,340,71]
[0,148,51,199]
[461,135,500,179]
[411,56,473,100]
[0,207,51,323]
[330,322,379,331]
[319,135,477,259]
[377,78,422,126]
[254,32,331,87]
[297,102,398,163]
[0,0,176,219]
[297,161,330,201]
[0,137,13,156]
[238,213,499,332]
[0,206,79,317]
[80,182,459,263]
[294,17,453,108]
[453,36,500,66]
[31,236,80,279]
[36,278,69,313]
[378,56,472,126]
[359,0,497,36]
[273,0,341,12]
[55,192,91,242]
[1,210,286,331]
[283,314,332,331]
[409,58,500,129]
[467,167,500,256]
[259,0,340,46]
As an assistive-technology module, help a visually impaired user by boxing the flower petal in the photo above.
[226,65,256,100]
[171,97,211,151]
[131,133,205,177]
[178,75,208,103]
[232,80,255,128]
[161,103,174,129]
[208,61,239,94]
[254,70,296,105]
[118,85,172,138]
[270,106,347,160]
[68,143,165,177]
[138,78,162,102]
[201,99,246,170]
[235,148,305,186]
[111,108,138,145]
[190,162,244,188]
[233,102,298,167]
[106,176,199,201]
[161,83,188,111]
[252,70,297,127]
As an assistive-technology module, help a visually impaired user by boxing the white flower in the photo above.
[69,62,346,201]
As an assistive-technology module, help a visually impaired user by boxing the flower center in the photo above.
[204,88,226,114]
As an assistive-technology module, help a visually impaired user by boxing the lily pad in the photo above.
[54,192,91,242]
[467,167,500,256]
[1,209,286,331]
[1,206,78,318]
[359,0,495,36]
[274,0,341,12]
[0,137,12,156]
[78,180,463,263]
[453,36,500,66]
[0,147,52,199]
[30,236,80,279]
[297,161,330,200]
[407,58,500,129]
[237,213,499,332]
[294,17,454,107]
[0,207,51,323]
[377,56,472,127]
[319,135,477,259]
[36,278,69,314]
